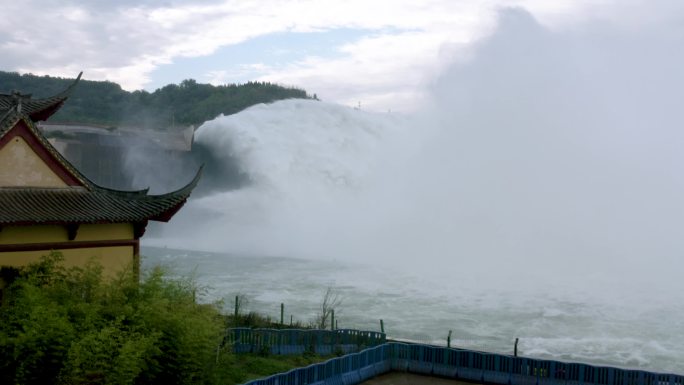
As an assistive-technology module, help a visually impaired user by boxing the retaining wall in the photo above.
[241,342,684,385]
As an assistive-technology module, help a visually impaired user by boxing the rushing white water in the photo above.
[146,8,684,375]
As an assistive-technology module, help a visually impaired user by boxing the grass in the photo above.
[227,311,310,329]
[214,353,334,385]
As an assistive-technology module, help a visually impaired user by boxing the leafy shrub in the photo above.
[0,252,227,385]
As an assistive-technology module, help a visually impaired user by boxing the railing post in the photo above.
[234,295,239,326]
[514,338,519,357]
[447,330,452,348]
[280,303,284,326]
[380,319,385,334]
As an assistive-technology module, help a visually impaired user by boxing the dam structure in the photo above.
[39,121,195,191]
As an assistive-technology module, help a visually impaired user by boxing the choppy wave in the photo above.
[142,247,684,374]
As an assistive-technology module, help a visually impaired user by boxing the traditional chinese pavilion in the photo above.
[0,73,200,279]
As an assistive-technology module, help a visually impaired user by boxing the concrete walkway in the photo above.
[362,372,473,385]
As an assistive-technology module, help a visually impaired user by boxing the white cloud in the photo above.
[1,0,664,111]
[206,63,273,86]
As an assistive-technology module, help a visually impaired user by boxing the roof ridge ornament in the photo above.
[8,90,33,114]
[14,93,22,114]
[0,73,82,120]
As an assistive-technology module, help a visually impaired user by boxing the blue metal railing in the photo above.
[226,328,386,355]
[242,343,391,385]
[241,342,684,385]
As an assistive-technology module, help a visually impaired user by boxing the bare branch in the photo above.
[315,286,342,329]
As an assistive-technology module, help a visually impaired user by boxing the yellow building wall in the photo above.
[0,246,135,278]
[0,136,67,187]
[0,223,136,278]
[77,223,134,241]
[0,223,134,245]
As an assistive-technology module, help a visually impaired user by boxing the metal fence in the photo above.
[226,328,387,355]
[241,342,684,385]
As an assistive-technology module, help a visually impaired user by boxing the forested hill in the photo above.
[0,71,313,128]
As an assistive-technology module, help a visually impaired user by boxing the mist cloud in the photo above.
[412,7,684,277]
[151,5,684,301]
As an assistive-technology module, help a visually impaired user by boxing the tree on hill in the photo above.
[0,71,313,128]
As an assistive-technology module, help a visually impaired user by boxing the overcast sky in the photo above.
[1,0,682,111]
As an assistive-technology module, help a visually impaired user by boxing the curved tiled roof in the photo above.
[0,168,201,225]
[0,73,202,226]
[0,72,82,122]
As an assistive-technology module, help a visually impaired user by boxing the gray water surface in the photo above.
[142,246,684,375]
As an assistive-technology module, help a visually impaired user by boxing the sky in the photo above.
[3,0,677,112]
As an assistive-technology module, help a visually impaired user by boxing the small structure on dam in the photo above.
[0,73,201,289]
[38,121,195,191]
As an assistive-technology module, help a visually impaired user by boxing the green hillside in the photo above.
[0,71,313,128]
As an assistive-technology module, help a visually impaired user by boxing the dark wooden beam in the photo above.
[0,239,137,253]
[65,223,79,241]
[133,221,148,240]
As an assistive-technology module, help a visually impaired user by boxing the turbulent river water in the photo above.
[141,246,684,375]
